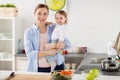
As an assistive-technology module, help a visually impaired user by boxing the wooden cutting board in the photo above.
[10,74,51,80]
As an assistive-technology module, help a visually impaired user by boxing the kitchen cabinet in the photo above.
[15,54,27,71]
[15,57,28,71]
[0,17,21,71]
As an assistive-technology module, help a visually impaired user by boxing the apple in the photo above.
[61,50,64,54]
[89,68,99,77]
[61,50,68,55]
[64,50,68,55]
[86,73,95,80]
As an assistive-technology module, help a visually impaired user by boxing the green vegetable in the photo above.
[0,3,16,8]
[0,4,5,7]
[5,3,16,8]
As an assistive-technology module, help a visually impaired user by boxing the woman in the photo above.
[24,4,71,72]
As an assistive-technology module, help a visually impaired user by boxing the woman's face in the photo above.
[34,8,48,23]
[55,13,66,25]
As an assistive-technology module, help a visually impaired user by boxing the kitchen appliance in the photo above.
[101,57,119,71]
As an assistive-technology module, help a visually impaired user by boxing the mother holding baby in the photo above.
[24,4,71,72]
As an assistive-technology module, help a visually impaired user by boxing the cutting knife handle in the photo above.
[5,72,15,80]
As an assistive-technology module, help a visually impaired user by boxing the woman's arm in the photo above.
[24,28,39,59]
[24,28,58,59]
[45,43,57,50]
[38,49,58,58]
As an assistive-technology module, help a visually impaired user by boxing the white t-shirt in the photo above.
[51,24,67,41]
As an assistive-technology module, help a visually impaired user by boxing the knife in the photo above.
[117,55,120,60]
[5,72,15,80]
[118,55,120,59]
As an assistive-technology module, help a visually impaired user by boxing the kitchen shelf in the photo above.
[0,17,21,71]
[0,16,16,19]
[0,39,13,40]
[0,59,13,61]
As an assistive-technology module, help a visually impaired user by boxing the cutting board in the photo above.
[10,74,51,80]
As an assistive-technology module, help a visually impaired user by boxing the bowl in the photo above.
[51,70,73,80]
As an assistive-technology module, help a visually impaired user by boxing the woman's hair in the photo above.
[34,4,49,13]
[55,10,68,24]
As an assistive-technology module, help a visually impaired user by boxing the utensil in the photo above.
[5,72,15,80]
[117,55,120,59]
[101,57,119,71]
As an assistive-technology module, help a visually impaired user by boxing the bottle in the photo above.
[17,39,22,54]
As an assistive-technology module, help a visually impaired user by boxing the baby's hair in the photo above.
[55,10,67,24]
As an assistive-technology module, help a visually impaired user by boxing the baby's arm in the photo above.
[57,40,65,50]
[57,31,66,49]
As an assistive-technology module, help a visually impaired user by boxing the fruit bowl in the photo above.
[51,70,73,80]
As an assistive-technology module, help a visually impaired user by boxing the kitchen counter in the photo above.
[0,71,120,80]
[77,53,107,70]
[15,53,86,71]
[75,53,120,76]
[15,54,26,57]
[15,53,86,57]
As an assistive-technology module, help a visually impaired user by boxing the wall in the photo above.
[0,0,120,53]
[67,0,120,53]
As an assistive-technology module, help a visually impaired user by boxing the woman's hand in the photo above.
[45,22,52,26]
[57,41,65,49]
[46,49,58,56]
[38,49,57,58]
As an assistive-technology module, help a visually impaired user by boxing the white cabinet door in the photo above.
[15,57,28,71]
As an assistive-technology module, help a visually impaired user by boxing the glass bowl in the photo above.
[51,70,73,80]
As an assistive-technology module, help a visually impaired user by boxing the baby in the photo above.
[46,10,68,72]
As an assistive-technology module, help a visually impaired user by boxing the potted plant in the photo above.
[0,3,18,17]
[5,3,16,8]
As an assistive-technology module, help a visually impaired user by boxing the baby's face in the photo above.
[55,13,66,25]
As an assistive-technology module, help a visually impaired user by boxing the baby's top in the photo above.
[51,24,67,41]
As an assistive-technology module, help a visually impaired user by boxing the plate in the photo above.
[89,58,105,64]
[0,33,12,39]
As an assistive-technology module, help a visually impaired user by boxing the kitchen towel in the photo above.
[112,32,120,55]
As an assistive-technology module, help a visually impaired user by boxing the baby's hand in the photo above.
[57,41,65,49]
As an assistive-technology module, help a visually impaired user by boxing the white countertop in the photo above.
[73,74,120,80]
[0,71,120,80]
